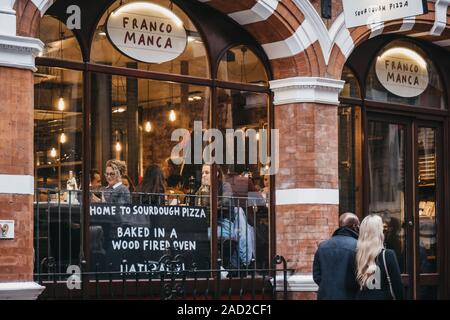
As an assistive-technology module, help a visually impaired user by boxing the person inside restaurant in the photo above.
[103,159,131,204]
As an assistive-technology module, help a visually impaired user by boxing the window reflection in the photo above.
[91,74,210,192]
[216,89,270,270]
[417,127,438,274]
[34,67,83,190]
[34,1,272,277]
[368,121,407,273]
[218,46,268,86]
[39,16,83,61]
[338,105,363,215]
[340,66,361,99]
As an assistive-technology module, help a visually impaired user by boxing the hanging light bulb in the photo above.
[169,110,176,122]
[115,141,122,152]
[50,147,57,158]
[60,132,66,144]
[256,132,260,141]
[145,121,152,132]
[58,97,65,111]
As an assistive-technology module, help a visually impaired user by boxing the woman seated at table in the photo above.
[136,164,166,205]
[102,159,131,205]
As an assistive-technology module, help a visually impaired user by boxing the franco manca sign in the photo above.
[375,46,429,98]
[343,0,427,28]
[106,1,187,64]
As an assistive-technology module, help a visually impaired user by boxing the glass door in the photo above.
[366,114,443,299]
[415,123,442,299]
[367,116,412,296]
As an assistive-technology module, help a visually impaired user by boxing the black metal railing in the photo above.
[34,188,275,299]
[34,189,83,277]
[35,255,290,300]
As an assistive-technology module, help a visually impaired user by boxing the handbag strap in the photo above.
[382,249,396,300]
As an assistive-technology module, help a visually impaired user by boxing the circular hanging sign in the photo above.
[375,47,429,98]
[106,2,187,64]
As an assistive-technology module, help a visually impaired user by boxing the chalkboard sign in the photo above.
[89,204,210,273]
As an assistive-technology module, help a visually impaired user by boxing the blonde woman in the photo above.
[103,159,130,204]
[356,214,403,300]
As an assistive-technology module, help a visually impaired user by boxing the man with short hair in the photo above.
[90,169,102,190]
[313,212,360,300]
[90,169,103,203]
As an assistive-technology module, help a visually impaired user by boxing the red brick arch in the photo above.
[326,1,439,79]
[15,0,326,79]
[14,0,42,38]
[14,0,445,81]
[206,0,325,78]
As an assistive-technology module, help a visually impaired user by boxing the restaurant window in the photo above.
[33,0,272,276]
[215,88,270,270]
[39,15,83,61]
[340,65,361,99]
[217,46,268,86]
[90,74,212,269]
[338,65,363,216]
[91,75,210,184]
[34,67,83,191]
[34,66,83,272]
[338,105,362,216]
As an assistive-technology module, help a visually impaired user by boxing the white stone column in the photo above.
[270,76,345,106]
[0,0,17,36]
[0,0,44,71]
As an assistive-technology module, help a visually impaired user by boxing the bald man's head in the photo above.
[339,212,360,232]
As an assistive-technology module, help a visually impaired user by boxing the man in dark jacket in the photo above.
[313,212,360,300]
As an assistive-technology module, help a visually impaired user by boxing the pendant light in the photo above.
[145,121,152,133]
[115,130,122,152]
[144,72,152,132]
[115,140,122,152]
[50,147,57,158]
[169,109,176,122]
[168,56,176,123]
[58,21,65,111]
[57,97,65,111]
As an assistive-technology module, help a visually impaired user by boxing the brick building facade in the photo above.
[0,0,449,299]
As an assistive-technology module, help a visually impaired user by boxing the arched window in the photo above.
[39,15,82,61]
[340,65,361,99]
[338,64,362,215]
[217,45,268,85]
[35,16,83,190]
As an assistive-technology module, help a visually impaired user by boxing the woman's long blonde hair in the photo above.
[356,214,385,288]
